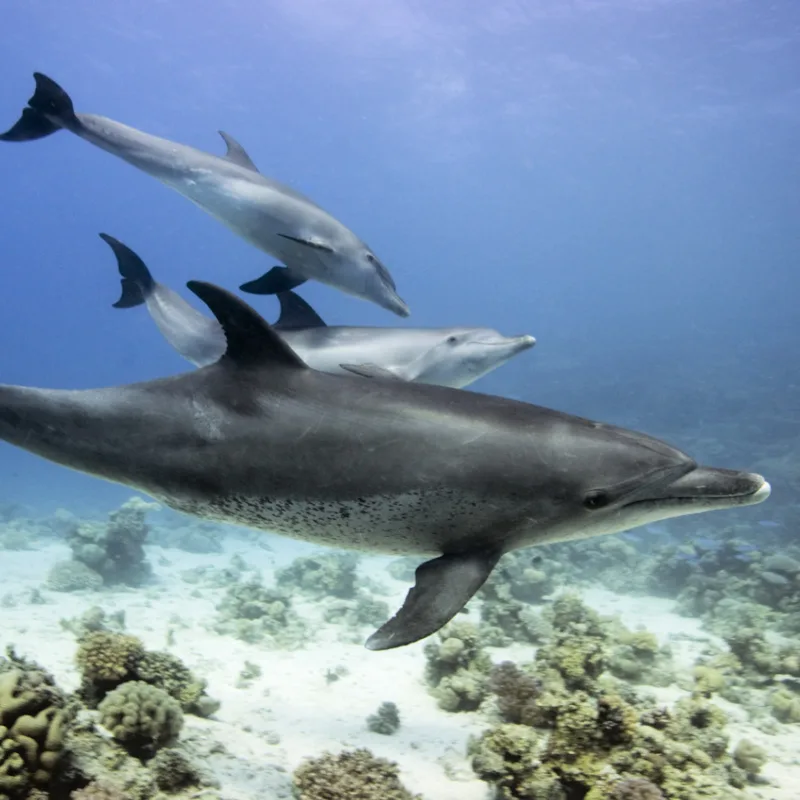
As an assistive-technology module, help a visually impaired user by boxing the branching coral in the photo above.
[424,622,492,712]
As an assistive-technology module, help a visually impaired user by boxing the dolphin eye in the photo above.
[446,336,458,344]
[583,490,611,510]
[366,253,376,263]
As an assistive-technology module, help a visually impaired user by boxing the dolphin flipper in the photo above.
[240,266,308,296]
[218,131,260,172]
[274,291,327,330]
[365,548,503,651]
[0,72,78,141]
[99,233,155,309]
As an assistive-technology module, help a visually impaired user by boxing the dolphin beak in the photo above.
[513,335,537,351]
[631,467,771,511]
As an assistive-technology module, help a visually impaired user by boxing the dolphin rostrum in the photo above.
[0,72,410,318]
[100,234,536,387]
[0,281,771,650]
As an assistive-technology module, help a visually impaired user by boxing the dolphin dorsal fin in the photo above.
[274,291,327,330]
[218,131,260,172]
[187,281,307,369]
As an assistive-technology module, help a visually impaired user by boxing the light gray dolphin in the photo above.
[100,234,536,387]
[0,72,410,317]
[0,281,770,650]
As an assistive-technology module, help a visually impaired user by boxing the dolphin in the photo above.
[100,234,536,387]
[0,280,771,650]
[0,72,410,318]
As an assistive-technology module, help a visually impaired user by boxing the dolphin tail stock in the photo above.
[0,73,80,142]
[98,234,156,309]
[365,547,503,651]
[240,266,308,296]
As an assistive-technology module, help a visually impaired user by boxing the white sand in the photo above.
[2,540,799,799]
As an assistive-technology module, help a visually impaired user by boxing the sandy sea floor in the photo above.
[2,538,799,799]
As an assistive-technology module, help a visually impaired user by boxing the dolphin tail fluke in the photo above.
[0,73,79,142]
[240,266,307,296]
[365,548,503,651]
[99,233,155,309]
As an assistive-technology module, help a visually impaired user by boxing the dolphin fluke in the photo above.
[366,548,503,651]
[0,72,78,142]
[99,234,155,309]
[240,266,308,295]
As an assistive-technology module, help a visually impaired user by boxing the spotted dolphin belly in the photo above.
[159,487,520,557]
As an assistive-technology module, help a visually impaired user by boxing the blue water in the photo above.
[0,0,797,524]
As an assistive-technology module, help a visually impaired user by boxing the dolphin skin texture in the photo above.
[0,282,770,650]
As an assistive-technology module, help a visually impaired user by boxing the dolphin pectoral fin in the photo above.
[218,131,260,172]
[239,266,308,296]
[0,73,78,142]
[277,233,336,254]
[274,290,327,330]
[365,548,503,651]
[186,280,308,369]
[340,363,405,381]
[99,233,155,308]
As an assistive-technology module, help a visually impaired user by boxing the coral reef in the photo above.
[277,552,360,599]
[214,578,309,648]
[74,631,218,717]
[45,561,103,593]
[471,593,759,799]
[424,622,492,712]
[366,702,400,735]
[62,498,158,588]
[0,650,70,798]
[292,748,422,799]
[97,681,183,758]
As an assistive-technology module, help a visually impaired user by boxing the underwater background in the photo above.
[0,1,798,799]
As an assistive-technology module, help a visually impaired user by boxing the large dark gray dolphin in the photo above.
[0,282,770,650]
[0,72,410,317]
[100,234,536,387]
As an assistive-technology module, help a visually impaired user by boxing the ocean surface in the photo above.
[0,2,798,799]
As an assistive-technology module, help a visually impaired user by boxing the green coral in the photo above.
[607,624,674,687]
[0,656,69,798]
[97,681,183,758]
[423,622,492,712]
[292,748,422,799]
[732,739,767,777]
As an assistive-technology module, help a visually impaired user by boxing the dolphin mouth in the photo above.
[478,335,537,350]
[623,467,771,510]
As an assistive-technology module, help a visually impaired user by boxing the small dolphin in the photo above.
[0,281,771,650]
[0,72,410,317]
[100,234,535,388]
